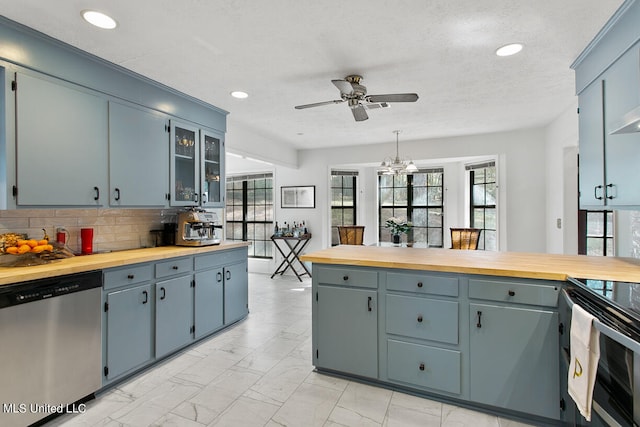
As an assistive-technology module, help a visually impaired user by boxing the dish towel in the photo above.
[568,303,600,421]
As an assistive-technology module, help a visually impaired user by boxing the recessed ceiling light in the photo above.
[231,91,249,99]
[495,43,523,57]
[81,10,117,29]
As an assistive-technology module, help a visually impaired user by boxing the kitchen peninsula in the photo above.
[0,243,249,427]
[301,246,640,424]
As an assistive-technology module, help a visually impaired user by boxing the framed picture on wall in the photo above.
[281,185,315,208]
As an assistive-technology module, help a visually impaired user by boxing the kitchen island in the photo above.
[300,246,640,425]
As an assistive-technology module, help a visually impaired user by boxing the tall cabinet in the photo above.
[170,120,225,208]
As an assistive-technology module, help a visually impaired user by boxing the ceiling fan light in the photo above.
[406,162,418,172]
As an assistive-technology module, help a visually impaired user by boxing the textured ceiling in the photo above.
[0,0,623,151]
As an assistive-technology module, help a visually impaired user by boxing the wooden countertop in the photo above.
[0,242,250,286]
[300,245,640,282]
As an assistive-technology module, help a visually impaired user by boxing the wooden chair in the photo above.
[450,228,481,250]
[337,226,365,245]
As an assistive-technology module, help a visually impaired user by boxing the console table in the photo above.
[270,234,312,282]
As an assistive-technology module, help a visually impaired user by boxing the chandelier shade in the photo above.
[378,130,417,175]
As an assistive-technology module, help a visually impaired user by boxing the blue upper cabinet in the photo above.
[572,0,640,209]
[0,17,227,209]
[15,72,108,206]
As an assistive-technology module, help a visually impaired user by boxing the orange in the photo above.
[5,246,18,254]
[38,239,48,246]
[45,244,53,252]
[17,239,29,247]
[17,244,31,254]
[31,245,47,253]
[26,239,38,248]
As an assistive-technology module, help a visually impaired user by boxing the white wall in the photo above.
[269,127,548,255]
[544,100,579,254]
[229,119,586,277]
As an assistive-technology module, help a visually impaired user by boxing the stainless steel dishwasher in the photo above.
[0,270,102,427]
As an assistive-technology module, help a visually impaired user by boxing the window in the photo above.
[468,162,497,250]
[225,173,273,258]
[378,169,444,247]
[578,210,614,256]
[331,171,358,245]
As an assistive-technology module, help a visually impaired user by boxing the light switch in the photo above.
[556,218,562,229]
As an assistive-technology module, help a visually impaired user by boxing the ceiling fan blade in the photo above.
[351,105,369,121]
[366,93,419,103]
[295,99,344,109]
[332,79,353,95]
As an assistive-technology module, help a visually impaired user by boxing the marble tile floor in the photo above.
[46,273,539,427]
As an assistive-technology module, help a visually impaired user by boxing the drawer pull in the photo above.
[127,274,135,280]
[419,363,425,371]
[476,310,482,328]
[417,315,423,323]
[508,290,515,297]
[417,282,423,288]
[172,265,179,270]
[343,275,349,281]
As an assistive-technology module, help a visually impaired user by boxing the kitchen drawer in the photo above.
[387,272,458,296]
[155,257,193,278]
[194,248,245,270]
[316,266,378,289]
[468,278,559,307]
[387,339,461,395]
[386,294,458,344]
[103,263,153,290]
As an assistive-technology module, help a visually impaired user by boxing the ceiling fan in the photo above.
[294,75,419,122]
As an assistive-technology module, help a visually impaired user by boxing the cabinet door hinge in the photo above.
[316,349,319,359]
[559,398,566,411]
[315,292,318,302]
[558,322,564,335]
[103,366,109,377]
[190,325,195,334]
[11,80,16,91]
[12,185,17,198]
[166,193,171,201]
[192,279,195,288]
[577,107,580,114]
[104,302,109,312]
[165,124,169,132]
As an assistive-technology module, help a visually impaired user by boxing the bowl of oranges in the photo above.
[0,230,57,267]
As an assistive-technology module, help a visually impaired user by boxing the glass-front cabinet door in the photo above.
[200,129,225,207]
[170,120,199,206]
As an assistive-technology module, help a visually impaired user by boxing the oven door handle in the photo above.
[562,289,640,355]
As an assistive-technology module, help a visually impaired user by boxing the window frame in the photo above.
[225,173,274,259]
[377,169,444,247]
[330,171,358,246]
[468,161,497,251]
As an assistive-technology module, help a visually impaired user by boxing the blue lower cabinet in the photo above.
[315,285,378,379]
[387,339,461,394]
[194,267,224,339]
[224,261,248,325]
[469,303,559,419]
[155,275,194,358]
[104,284,153,381]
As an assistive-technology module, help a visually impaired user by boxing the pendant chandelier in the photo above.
[378,130,418,175]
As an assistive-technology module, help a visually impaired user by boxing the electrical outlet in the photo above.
[556,218,562,229]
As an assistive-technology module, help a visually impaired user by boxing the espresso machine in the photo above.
[175,208,222,246]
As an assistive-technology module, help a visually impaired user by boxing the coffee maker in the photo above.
[175,208,222,246]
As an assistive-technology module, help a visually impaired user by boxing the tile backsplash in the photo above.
[0,208,179,253]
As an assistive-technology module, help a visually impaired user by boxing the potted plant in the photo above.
[385,217,412,244]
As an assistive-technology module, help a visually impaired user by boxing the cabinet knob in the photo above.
[419,363,425,371]
[417,315,423,323]
[508,290,515,297]
[172,265,179,270]
[127,274,135,280]
[417,282,423,288]
[343,275,349,281]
